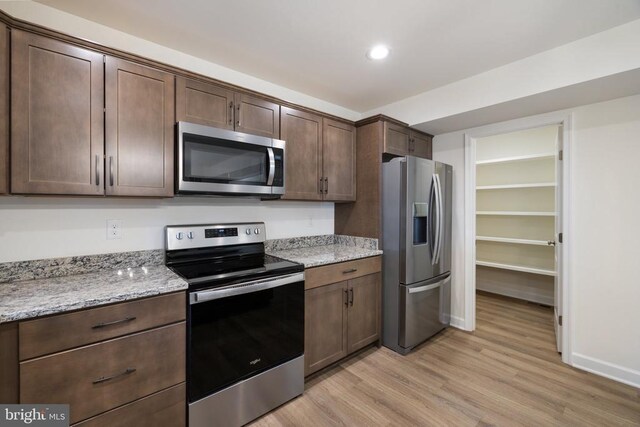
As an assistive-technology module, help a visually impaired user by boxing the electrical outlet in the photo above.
[107,219,122,240]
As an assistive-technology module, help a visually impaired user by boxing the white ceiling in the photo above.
[35,0,640,113]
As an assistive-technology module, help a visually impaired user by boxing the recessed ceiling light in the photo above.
[366,45,390,60]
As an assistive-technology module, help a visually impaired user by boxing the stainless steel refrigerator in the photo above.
[382,156,452,354]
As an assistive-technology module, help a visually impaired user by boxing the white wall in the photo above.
[433,94,640,388]
[0,197,334,262]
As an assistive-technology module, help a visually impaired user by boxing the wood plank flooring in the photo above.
[250,292,640,426]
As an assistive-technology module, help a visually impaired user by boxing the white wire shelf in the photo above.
[476,153,556,165]
[476,183,556,190]
[476,260,556,276]
[476,236,552,246]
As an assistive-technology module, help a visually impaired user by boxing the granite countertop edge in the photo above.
[1,235,382,323]
[267,244,383,268]
[0,266,188,324]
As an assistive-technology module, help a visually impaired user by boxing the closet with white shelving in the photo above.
[475,125,559,305]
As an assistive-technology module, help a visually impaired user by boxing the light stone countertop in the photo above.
[268,245,383,268]
[0,265,187,323]
[0,235,380,323]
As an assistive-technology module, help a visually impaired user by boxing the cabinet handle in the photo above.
[324,177,328,194]
[409,138,414,152]
[109,156,114,186]
[228,102,233,125]
[91,316,136,329]
[236,104,241,127]
[344,289,349,307]
[319,177,324,194]
[350,288,354,307]
[95,154,100,186]
[342,268,358,274]
[92,367,136,384]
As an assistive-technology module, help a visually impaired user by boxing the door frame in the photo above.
[463,111,573,364]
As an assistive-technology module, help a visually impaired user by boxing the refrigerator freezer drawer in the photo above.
[398,275,450,350]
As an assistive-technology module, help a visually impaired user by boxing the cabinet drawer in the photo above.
[305,256,381,290]
[20,322,186,425]
[73,383,185,427]
[19,292,185,360]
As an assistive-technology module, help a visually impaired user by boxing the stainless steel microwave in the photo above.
[176,122,285,197]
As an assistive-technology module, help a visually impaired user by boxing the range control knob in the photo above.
[187,232,194,240]
[245,228,251,235]
[254,228,261,235]
[176,232,184,240]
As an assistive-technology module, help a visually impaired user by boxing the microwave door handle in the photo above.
[267,147,276,185]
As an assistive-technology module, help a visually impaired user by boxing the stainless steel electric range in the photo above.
[165,222,304,427]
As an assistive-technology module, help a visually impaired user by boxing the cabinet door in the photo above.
[383,122,410,157]
[105,57,174,197]
[0,23,8,195]
[347,273,381,353]
[323,119,356,202]
[11,30,104,195]
[234,93,280,138]
[304,281,348,376]
[410,130,432,159]
[280,107,323,201]
[175,77,234,130]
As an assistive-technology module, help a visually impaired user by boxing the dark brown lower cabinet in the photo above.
[73,383,185,427]
[304,270,381,376]
[14,292,186,425]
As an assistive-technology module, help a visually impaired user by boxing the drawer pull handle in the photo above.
[91,316,136,329]
[92,367,136,384]
[342,268,358,274]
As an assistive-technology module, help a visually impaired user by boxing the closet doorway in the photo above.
[464,116,571,362]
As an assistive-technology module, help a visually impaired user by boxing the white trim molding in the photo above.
[449,315,466,330]
[572,353,640,389]
[463,111,573,364]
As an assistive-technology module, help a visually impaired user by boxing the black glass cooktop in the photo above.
[166,243,303,291]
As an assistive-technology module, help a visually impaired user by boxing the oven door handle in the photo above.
[190,272,304,304]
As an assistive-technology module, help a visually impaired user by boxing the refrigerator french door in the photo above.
[382,156,452,354]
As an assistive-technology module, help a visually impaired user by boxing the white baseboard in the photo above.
[449,315,468,330]
[572,353,640,388]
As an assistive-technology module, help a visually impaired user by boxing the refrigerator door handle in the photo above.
[432,173,442,265]
[407,276,451,294]
[429,174,437,265]
[434,172,444,265]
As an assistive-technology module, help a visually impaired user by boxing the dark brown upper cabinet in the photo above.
[323,118,356,201]
[0,23,8,195]
[280,107,323,201]
[105,57,175,197]
[383,121,432,159]
[11,31,174,197]
[175,77,234,130]
[281,107,356,202]
[234,93,280,138]
[176,77,280,139]
[410,129,433,159]
[11,30,105,195]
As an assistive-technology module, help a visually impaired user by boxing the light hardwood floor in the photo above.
[251,292,640,426]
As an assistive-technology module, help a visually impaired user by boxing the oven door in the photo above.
[177,121,285,196]
[187,272,304,403]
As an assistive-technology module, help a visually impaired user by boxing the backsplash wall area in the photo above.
[0,197,334,263]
